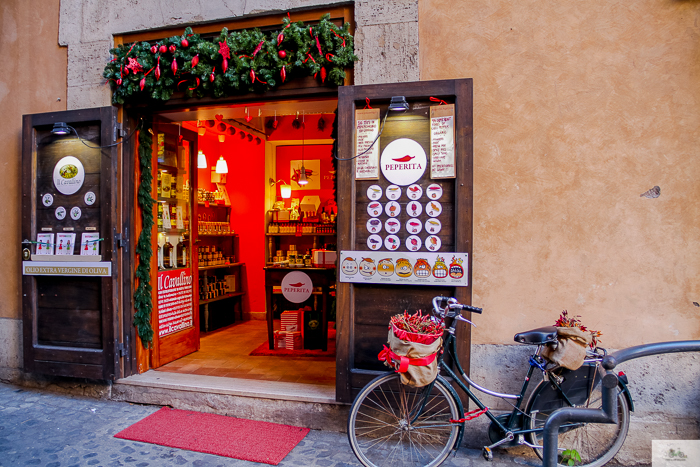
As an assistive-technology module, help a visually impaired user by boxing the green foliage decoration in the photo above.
[103,14,357,104]
[133,124,155,347]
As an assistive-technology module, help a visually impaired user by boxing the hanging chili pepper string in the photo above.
[430,96,448,105]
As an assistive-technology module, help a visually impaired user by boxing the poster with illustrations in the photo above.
[80,233,100,256]
[55,233,76,255]
[339,251,468,286]
[35,233,54,255]
[290,159,321,189]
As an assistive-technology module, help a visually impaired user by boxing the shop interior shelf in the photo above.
[197,202,230,207]
[159,228,187,235]
[198,262,244,271]
[199,291,245,305]
[157,163,181,173]
[265,232,336,236]
[197,233,238,237]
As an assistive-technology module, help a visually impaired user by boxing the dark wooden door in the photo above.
[22,107,120,380]
[336,80,474,402]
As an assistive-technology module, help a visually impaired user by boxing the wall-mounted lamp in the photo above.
[215,156,228,174]
[197,150,207,169]
[388,96,409,111]
[218,134,225,143]
[269,178,292,198]
[51,122,72,135]
[198,127,206,136]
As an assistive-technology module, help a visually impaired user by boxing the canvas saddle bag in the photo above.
[542,326,592,370]
[378,328,442,387]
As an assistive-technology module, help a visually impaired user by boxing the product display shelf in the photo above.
[198,262,244,271]
[199,290,245,306]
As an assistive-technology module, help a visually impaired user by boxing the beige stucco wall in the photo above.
[420,0,700,348]
[0,0,67,321]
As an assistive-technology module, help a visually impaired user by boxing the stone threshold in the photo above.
[115,370,339,404]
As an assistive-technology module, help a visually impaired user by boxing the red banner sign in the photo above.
[157,268,193,337]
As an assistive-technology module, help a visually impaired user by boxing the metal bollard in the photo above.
[542,340,700,467]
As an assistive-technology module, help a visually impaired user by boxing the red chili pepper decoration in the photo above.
[155,64,161,80]
[139,77,146,91]
[210,67,215,82]
[280,65,286,83]
[116,78,122,85]
[321,66,327,83]
[124,67,129,75]
[277,32,284,46]
[316,36,323,56]
[222,58,228,73]
[191,54,199,68]
[250,69,255,83]
[253,39,264,56]
[171,59,178,74]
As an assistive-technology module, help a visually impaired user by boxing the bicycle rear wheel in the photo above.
[347,372,460,467]
[526,370,630,467]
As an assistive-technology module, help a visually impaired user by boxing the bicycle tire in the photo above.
[347,372,461,467]
[526,372,630,467]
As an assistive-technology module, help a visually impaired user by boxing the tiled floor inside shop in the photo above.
[156,320,336,386]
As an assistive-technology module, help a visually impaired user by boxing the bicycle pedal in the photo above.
[482,446,493,461]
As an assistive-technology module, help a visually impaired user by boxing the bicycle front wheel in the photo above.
[526,372,630,467]
[347,372,460,467]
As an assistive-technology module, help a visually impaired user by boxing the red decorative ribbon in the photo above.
[377,345,437,373]
[449,407,489,424]
[430,97,448,105]
[332,30,346,48]
[325,53,335,62]
[364,97,372,109]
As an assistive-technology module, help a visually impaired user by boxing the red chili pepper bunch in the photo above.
[554,310,602,348]
[390,310,444,335]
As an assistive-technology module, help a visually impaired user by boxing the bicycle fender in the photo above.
[618,380,635,412]
[435,374,467,451]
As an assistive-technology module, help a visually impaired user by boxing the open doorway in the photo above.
[147,97,338,388]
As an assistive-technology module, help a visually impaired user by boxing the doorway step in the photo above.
[111,371,349,431]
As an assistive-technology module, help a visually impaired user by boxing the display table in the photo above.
[264,267,335,351]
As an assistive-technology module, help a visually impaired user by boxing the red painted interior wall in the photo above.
[196,131,265,314]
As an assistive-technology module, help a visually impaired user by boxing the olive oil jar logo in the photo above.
[53,156,85,195]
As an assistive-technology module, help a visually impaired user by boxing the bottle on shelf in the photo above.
[157,203,163,229]
[163,238,174,268]
[177,236,188,268]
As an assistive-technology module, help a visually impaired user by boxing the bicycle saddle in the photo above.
[513,326,558,345]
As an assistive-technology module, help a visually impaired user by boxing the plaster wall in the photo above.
[58,0,419,109]
[419,0,700,349]
[0,0,66,374]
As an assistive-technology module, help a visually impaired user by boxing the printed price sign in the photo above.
[157,268,193,337]
[355,108,380,180]
[430,104,456,179]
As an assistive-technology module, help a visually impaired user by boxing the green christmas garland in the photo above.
[133,125,155,347]
[103,14,357,104]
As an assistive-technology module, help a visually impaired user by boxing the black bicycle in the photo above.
[347,296,633,467]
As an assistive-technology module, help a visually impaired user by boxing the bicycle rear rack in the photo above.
[542,340,700,467]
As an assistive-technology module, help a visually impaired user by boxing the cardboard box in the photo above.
[312,249,337,268]
[285,332,302,350]
[281,310,302,332]
[224,274,236,292]
[274,330,287,349]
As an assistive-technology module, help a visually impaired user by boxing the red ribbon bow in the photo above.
[377,345,437,373]
[364,97,372,109]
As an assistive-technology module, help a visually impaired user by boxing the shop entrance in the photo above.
[143,98,338,387]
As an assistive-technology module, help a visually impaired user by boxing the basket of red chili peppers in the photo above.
[378,311,445,387]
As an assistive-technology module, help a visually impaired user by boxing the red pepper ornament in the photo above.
[139,77,146,91]
[253,39,264,57]
[171,59,178,74]
[277,32,284,46]
[181,38,189,47]
[159,45,167,54]
[116,78,122,85]
[321,66,327,83]
[210,67,215,82]
[316,36,323,56]
[169,44,176,53]
[191,54,199,68]
[280,65,286,83]
[222,58,228,73]
[250,69,255,83]
[155,63,161,80]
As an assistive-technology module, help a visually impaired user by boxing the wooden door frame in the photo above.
[335,79,474,403]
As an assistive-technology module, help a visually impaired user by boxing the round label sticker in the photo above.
[367,202,383,217]
[384,218,401,234]
[42,193,54,207]
[406,235,422,252]
[367,218,382,234]
[385,201,401,218]
[281,271,313,303]
[385,185,402,200]
[84,191,96,206]
[53,156,85,195]
[359,258,377,277]
[407,201,423,217]
[367,234,383,250]
[426,235,442,251]
[425,218,442,234]
[406,219,423,235]
[426,184,443,200]
[384,235,400,251]
[377,258,395,277]
[55,206,66,220]
[367,185,382,201]
[407,184,423,200]
[380,138,427,186]
[427,201,443,217]
[70,206,82,220]
[341,257,359,276]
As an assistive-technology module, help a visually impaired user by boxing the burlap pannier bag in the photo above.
[379,329,442,387]
[542,326,592,370]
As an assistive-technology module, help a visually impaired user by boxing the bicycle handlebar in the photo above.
[432,296,483,318]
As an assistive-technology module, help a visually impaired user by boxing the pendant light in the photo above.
[298,112,308,186]
[197,150,207,169]
[215,134,228,174]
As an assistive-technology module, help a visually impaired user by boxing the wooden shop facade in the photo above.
[20,7,474,403]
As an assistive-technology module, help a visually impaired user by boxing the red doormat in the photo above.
[114,407,309,465]
[249,329,336,357]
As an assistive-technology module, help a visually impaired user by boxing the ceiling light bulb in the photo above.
[215,156,228,174]
[197,150,207,169]
[298,165,308,185]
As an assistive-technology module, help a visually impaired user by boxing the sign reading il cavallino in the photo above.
[22,261,112,277]
[338,251,468,286]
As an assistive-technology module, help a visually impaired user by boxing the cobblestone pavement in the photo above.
[0,382,540,467]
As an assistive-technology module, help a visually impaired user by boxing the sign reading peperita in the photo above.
[380,138,427,186]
